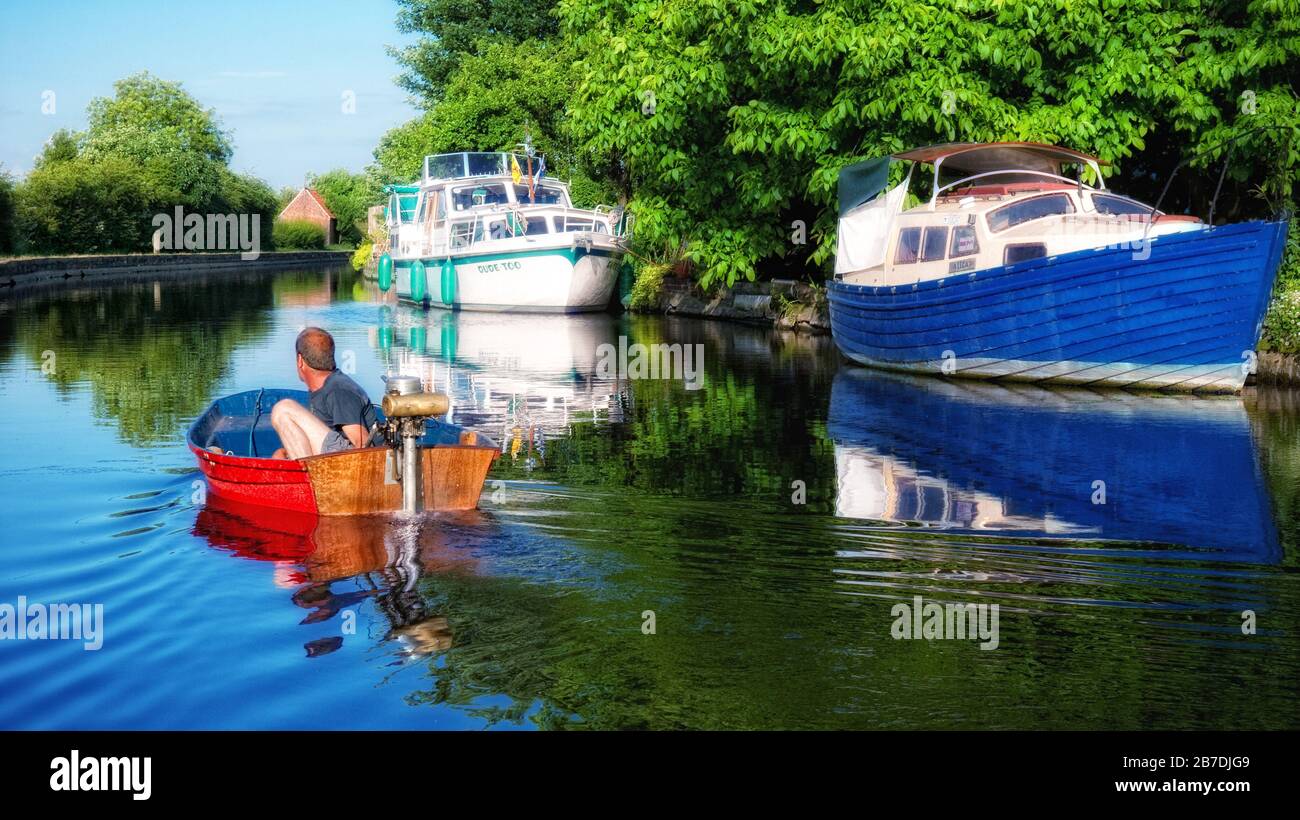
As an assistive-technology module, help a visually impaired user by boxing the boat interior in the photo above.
[189,388,475,460]
[835,142,1208,287]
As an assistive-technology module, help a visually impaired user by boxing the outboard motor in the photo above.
[379,375,450,514]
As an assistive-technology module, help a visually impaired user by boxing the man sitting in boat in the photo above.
[269,327,376,459]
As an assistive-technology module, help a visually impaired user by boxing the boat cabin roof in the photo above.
[893,142,1107,175]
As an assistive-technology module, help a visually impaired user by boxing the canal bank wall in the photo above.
[0,251,351,295]
[641,278,1300,386]
[649,278,831,334]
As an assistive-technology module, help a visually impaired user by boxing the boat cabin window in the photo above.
[512,183,566,206]
[894,227,922,264]
[987,194,1075,233]
[486,218,511,240]
[1092,194,1152,217]
[524,216,550,235]
[449,219,484,249]
[451,183,509,210]
[558,218,609,234]
[1004,243,1047,265]
[921,227,949,262]
[950,225,979,257]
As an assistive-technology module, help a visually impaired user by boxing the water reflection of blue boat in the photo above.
[828,369,1279,561]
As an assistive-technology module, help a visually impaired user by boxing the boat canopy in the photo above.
[835,156,910,276]
[892,142,1107,176]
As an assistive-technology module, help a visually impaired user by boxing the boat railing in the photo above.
[419,205,630,256]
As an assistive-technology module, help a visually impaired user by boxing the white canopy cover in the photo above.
[834,179,907,276]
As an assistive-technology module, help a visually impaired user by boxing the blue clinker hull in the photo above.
[827,219,1290,393]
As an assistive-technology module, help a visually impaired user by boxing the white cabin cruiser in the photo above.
[377,151,633,313]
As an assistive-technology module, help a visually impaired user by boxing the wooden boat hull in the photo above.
[827,220,1289,393]
[188,388,498,515]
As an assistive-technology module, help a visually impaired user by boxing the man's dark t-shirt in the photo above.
[309,370,376,440]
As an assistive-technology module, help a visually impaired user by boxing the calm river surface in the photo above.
[1,265,1297,729]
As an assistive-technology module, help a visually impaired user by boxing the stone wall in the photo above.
[654,278,831,334]
[0,251,351,295]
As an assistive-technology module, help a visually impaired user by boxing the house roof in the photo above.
[279,188,335,219]
[305,189,335,217]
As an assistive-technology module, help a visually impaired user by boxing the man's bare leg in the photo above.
[270,399,332,459]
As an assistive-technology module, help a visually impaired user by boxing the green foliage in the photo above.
[309,169,378,245]
[351,240,374,271]
[372,38,606,195]
[558,0,1300,288]
[86,72,232,164]
[272,219,327,250]
[11,72,285,255]
[373,16,620,209]
[0,167,15,255]
[390,0,560,104]
[1262,219,1300,351]
[628,260,667,310]
[33,130,79,170]
[15,156,160,254]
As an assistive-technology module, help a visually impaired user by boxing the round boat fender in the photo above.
[377,253,393,291]
[440,258,456,306]
[410,259,428,304]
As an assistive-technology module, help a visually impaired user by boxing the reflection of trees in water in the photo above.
[1248,388,1300,567]
[492,314,841,506]
[16,271,281,445]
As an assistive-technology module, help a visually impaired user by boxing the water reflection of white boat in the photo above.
[829,369,1279,561]
[370,308,630,449]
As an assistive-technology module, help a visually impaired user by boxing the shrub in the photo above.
[272,219,326,250]
[1262,220,1300,353]
[628,261,667,311]
[351,241,373,271]
[15,156,159,254]
[0,168,15,255]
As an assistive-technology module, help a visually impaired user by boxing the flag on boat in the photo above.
[510,154,523,184]
[530,156,547,198]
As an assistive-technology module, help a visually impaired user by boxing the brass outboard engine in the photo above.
[379,375,450,514]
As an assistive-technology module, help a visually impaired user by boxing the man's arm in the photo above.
[341,423,366,449]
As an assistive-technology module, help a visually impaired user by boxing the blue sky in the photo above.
[0,0,419,188]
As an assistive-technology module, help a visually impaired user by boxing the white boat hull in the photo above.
[395,242,622,313]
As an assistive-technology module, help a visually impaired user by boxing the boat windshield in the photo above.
[512,183,567,206]
[450,182,510,210]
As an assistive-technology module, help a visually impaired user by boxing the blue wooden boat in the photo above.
[827,143,1289,393]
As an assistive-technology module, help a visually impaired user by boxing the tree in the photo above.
[558,0,1300,288]
[309,169,378,245]
[0,166,15,255]
[13,72,283,255]
[85,72,232,163]
[390,0,561,104]
[372,39,617,206]
[15,156,159,254]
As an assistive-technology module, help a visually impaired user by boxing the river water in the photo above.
[0,265,1296,729]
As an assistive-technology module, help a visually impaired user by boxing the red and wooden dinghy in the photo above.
[188,388,498,515]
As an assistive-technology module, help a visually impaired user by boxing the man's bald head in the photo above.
[295,327,336,372]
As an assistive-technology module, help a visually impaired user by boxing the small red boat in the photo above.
[188,387,498,515]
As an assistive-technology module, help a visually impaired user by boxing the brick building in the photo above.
[278,189,337,245]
